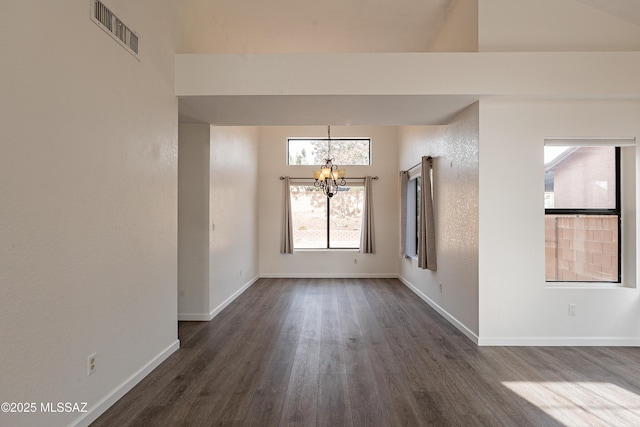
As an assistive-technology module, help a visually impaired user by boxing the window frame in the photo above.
[287,138,372,166]
[544,146,622,283]
[290,183,365,250]
[405,175,421,258]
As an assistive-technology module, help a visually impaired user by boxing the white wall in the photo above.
[478,100,640,345]
[178,124,211,319]
[398,103,480,339]
[479,0,640,51]
[0,1,178,426]
[177,125,260,319]
[175,52,640,100]
[209,126,260,313]
[429,0,478,52]
[259,126,399,277]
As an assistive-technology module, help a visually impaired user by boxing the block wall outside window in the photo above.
[545,215,619,282]
[291,185,364,249]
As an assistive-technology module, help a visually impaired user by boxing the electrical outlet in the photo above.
[568,304,577,316]
[88,353,96,375]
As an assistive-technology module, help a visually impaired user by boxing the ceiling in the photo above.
[576,0,640,27]
[178,95,480,126]
[178,0,462,126]
[182,0,456,54]
[177,0,640,127]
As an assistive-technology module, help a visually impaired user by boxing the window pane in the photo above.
[288,139,371,165]
[287,140,326,165]
[416,177,421,255]
[544,146,616,209]
[329,140,370,165]
[329,186,364,248]
[291,185,327,248]
[545,214,618,282]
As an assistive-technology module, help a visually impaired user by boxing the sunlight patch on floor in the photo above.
[502,381,640,426]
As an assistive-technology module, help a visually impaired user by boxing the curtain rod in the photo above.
[404,156,433,173]
[280,176,378,180]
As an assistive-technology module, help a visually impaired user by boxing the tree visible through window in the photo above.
[290,185,364,249]
[288,138,370,165]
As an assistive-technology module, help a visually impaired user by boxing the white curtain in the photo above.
[399,171,409,258]
[359,176,375,254]
[418,157,437,270]
[280,177,293,254]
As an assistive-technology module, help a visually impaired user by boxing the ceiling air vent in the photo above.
[90,0,139,59]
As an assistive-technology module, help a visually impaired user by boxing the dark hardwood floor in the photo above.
[92,278,640,426]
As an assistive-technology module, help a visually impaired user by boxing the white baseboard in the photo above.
[178,312,213,321]
[209,275,260,320]
[478,337,640,346]
[259,273,397,279]
[397,275,479,345]
[177,276,260,322]
[70,339,180,427]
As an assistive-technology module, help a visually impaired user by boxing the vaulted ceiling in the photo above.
[576,0,640,27]
[177,0,456,53]
[177,0,640,54]
[176,0,640,126]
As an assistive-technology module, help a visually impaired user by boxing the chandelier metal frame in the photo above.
[313,126,346,198]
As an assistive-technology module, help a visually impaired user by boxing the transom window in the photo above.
[287,138,370,166]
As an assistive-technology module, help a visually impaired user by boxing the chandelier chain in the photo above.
[313,125,346,198]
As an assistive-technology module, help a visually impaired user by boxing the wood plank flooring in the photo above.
[92,278,640,426]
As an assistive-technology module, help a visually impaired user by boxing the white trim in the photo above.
[70,339,180,427]
[259,273,397,279]
[478,337,640,347]
[177,312,213,321]
[209,275,260,320]
[177,276,260,321]
[397,275,479,345]
[545,137,636,147]
[545,283,634,290]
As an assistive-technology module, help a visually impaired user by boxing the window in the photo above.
[290,184,364,249]
[544,145,620,282]
[405,176,421,257]
[288,138,370,165]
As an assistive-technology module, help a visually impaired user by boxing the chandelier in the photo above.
[313,126,346,198]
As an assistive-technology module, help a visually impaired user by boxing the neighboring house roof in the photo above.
[544,147,580,190]
[544,147,580,172]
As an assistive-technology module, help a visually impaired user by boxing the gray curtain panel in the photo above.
[280,177,294,254]
[418,157,437,270]
[399,170,409,258]
[359,176,375,254]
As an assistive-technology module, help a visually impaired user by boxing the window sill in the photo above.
[294,248,360,252]
[546,282,635,290]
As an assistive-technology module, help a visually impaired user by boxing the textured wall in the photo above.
[0,1,178,426]
[479,100,639,344]
[398,103,480,336]
[178,124,211,318]
[209,126,260,310]
[177,125,259,320]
